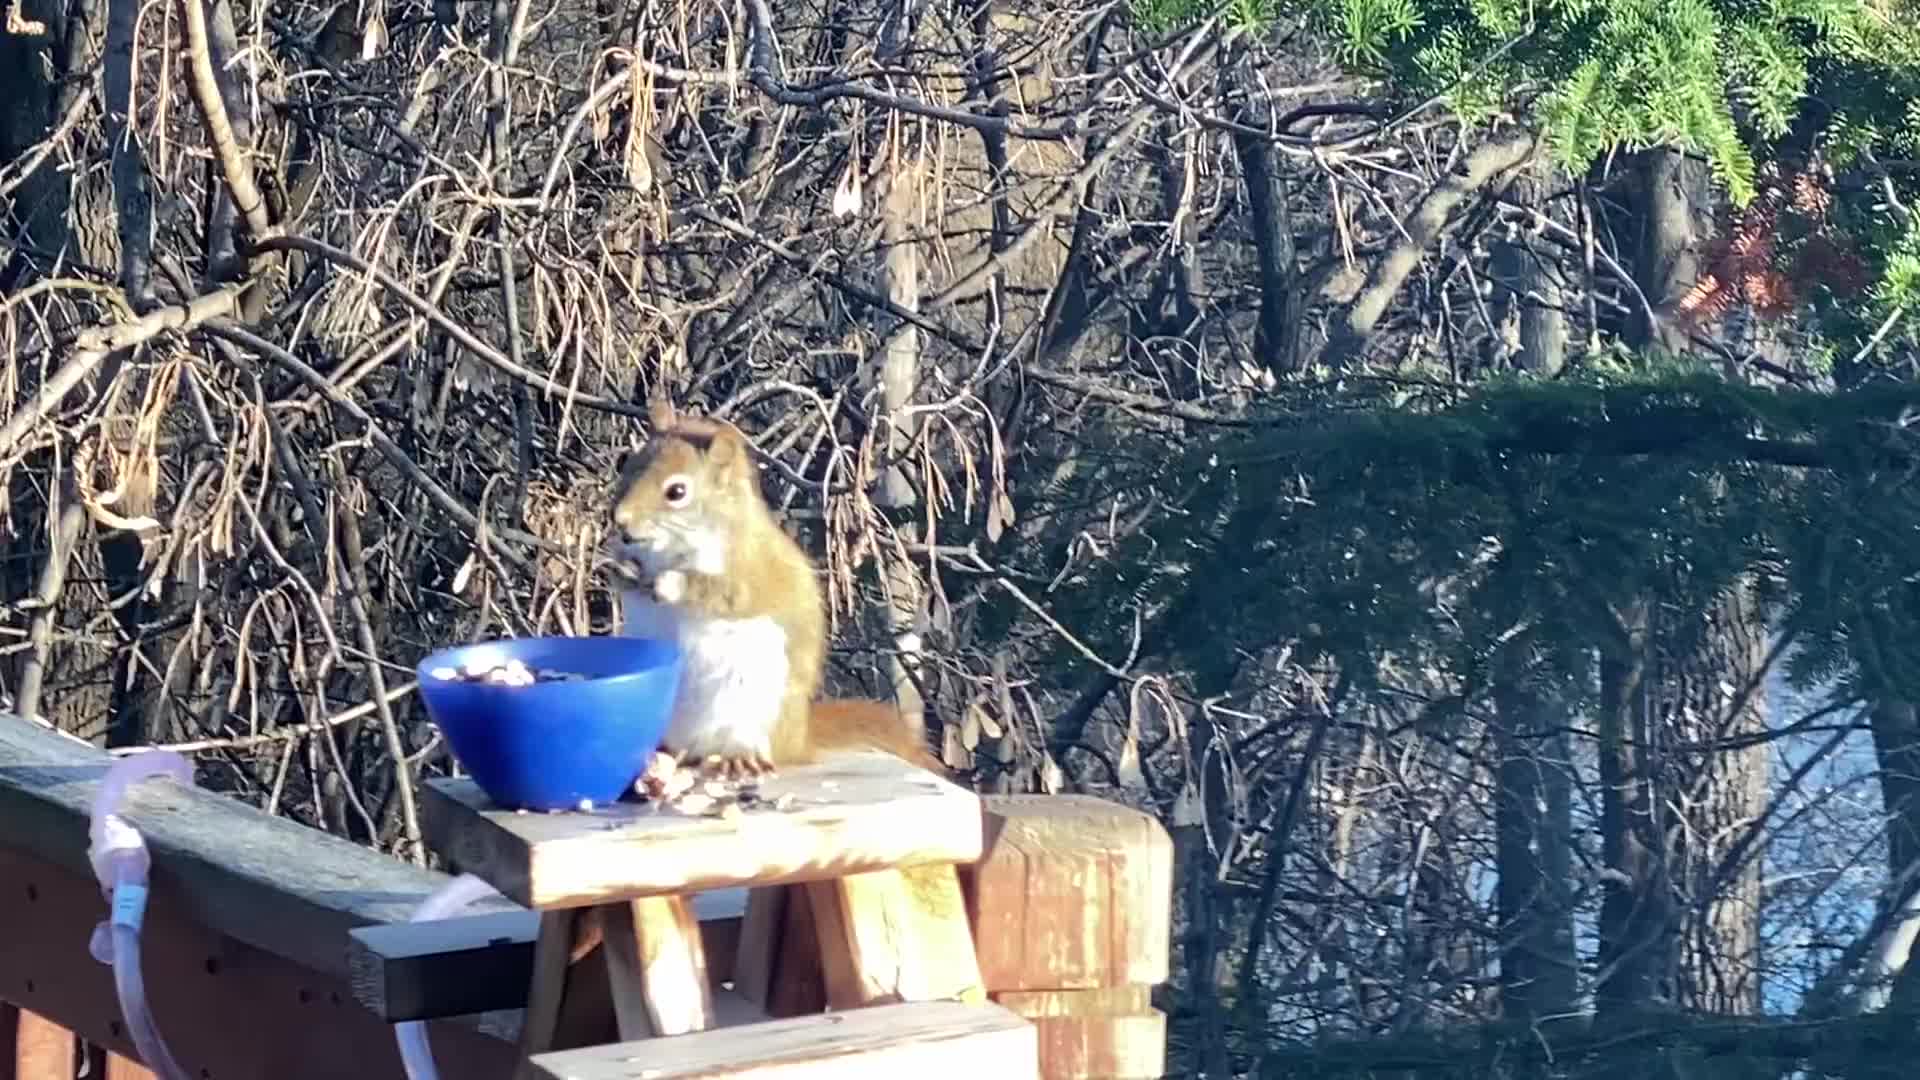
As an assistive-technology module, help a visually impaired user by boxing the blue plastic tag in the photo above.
[111,883,148,932]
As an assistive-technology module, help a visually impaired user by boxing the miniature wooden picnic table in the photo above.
[418,750,1040,1079]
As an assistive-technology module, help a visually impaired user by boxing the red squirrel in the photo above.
[606,407,976,1004]
[605,401,938,778]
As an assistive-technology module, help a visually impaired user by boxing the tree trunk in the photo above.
[1,0,141,742]
[872,157,929,739]
[1229,86,1301,374]
[1491,163,1577,1030]
[1494,670,1579,1025]
[1619,147,1769,1017]
[1172,707,1238,1080]
[1662,582,1770,1016]
[1489,162,1566,379]
[1,0,77,279]
[1866,699,1920,1010]
[1625,148,1711,355]
[1585,148,1776,1025]
[1595,602,1674,1016]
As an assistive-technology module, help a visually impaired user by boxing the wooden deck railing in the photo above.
[0,716,526,1077]
[0,714,1172,1080]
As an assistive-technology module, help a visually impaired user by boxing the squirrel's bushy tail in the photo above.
[809,698,944,774]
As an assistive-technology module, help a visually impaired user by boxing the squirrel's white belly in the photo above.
[618,589,789,760]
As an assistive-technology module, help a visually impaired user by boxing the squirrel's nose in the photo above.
[611,504,638,536]
[614,517,655,546]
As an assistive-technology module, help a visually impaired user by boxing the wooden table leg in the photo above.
[730,886,786,1007]
[516,910,579,1064]
[731,885,829,1018]
[805,865,985,1009]
[514,908,616,1077]
[601,896,714,1039]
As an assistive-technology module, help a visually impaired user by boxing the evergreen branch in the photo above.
[1255,1002,1920,1078]
[1479,425,1852,471]
[1222,376,1920,474]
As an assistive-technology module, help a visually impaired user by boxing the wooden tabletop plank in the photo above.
[420,751,984,909]
[0,714,519,979]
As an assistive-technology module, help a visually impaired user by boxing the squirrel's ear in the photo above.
[705,421,751,469]
[647,397,677,434]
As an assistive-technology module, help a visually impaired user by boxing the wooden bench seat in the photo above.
[524,1000,1038,1080]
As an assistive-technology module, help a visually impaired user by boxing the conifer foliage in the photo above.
[1290,0,1919,205]
[1144,0,1920,314]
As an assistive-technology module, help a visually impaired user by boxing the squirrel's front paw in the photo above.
[692,749,777,781]
[675,733,777,780]
[652,569,687,604]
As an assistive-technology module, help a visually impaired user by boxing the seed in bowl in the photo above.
[431,659,587,687]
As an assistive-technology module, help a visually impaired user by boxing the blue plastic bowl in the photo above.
[415,635,683,812]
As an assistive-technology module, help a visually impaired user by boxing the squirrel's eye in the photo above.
[663,480,690,506]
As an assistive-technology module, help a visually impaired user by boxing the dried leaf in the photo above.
[941,722,971,770]
[1117,719,1147,792]
[84,501,160,533]
[591,78,612,143]
[625,58,654,192]
[832,158,862,218]
[1039,751,1064,794]
[360,5,386,60]
[626,131,653,194]
[1172,781,1202,827]
[451,553,477,595]
[992,652,1016,723]
[960,702,984,751]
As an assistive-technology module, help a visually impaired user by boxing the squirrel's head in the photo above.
[606,400,759,580]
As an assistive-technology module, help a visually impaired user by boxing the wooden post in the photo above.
[0,1006,159,1080]
[97,1049,157,1080]
[3,1005,76,1080]
[963,795,1174,1080]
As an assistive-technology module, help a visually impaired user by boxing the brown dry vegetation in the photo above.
[8,0,1916,1075]
[0,0,1389,840]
